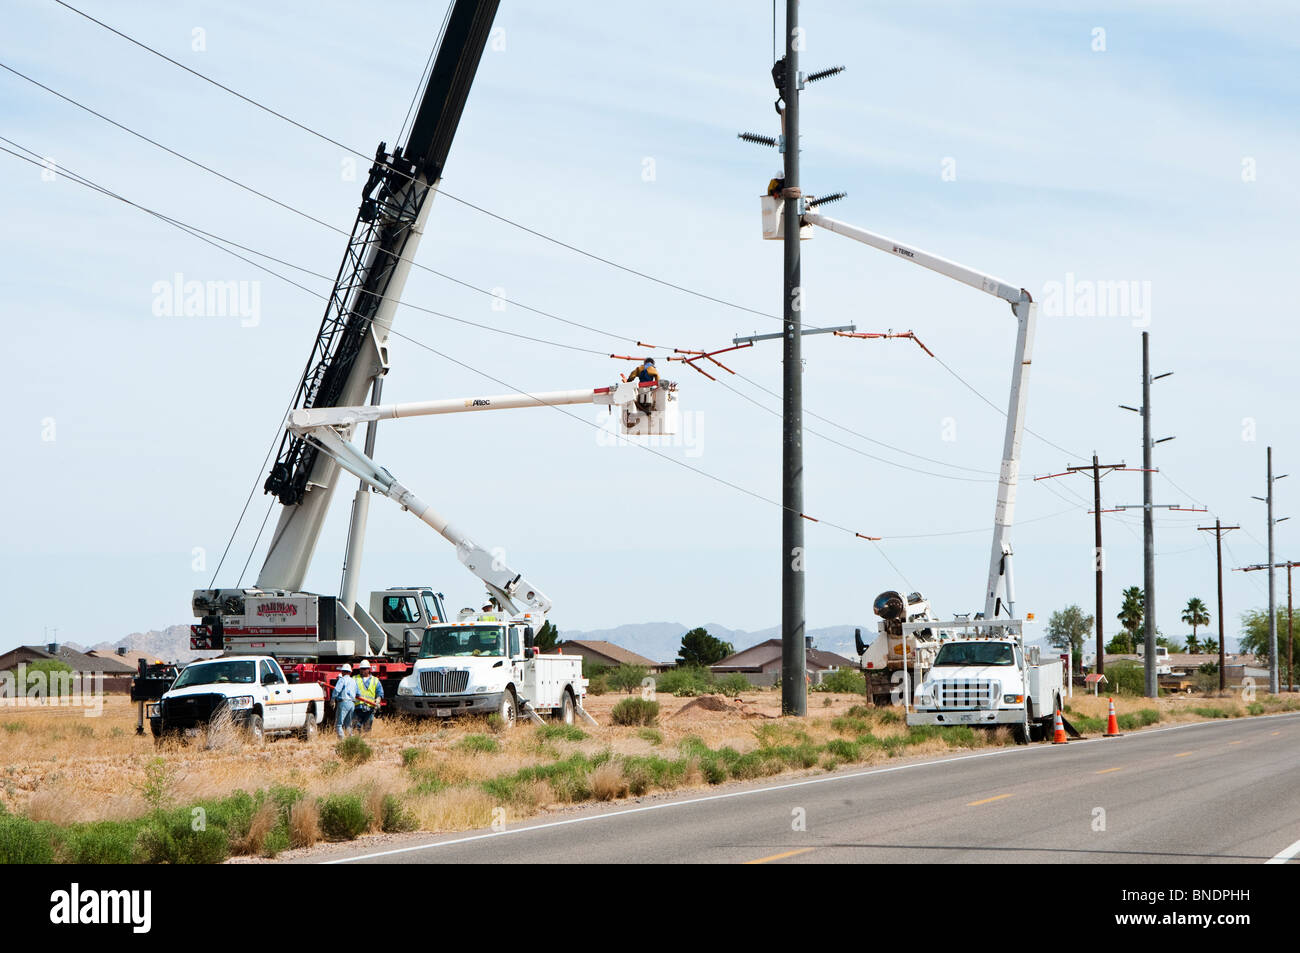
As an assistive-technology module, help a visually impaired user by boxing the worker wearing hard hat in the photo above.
[352,659,384,733]
[331,663,357,738]
[626,357,659,384]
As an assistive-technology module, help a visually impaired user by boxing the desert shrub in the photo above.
[715,673,751,698]
[1107,661,1153,696]
[537,724,586,742]
[336,735,372,764]
[455,733,499,754]
[653,666,714,697]
[824,739,862,762]
[0,814,55,863]
[57,820,143,864]
[611,698,659,726]
[318,794,370,841]
[607,664,649,694]
[401,746,422,767]
[814,668,867,694]
[1116,708,1160,730]
[637,727,662,745]
[380,794,417,833]
[134,814,230,864]
[619,755,687,794]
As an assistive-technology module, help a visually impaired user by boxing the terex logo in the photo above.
[256,602,298,617]
[50,883,151,933]
[891,245,915,259]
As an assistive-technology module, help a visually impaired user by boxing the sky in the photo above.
[2,0,1298,654]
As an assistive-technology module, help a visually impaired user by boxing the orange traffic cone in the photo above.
[1103,697,1123,738]
[1051,707,1068,744]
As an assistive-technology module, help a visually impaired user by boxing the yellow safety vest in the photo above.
[355,675,379,706]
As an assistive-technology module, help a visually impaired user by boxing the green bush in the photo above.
[455,733,500,754]
[637,727,662,745]
[336,735,372,764]
[133,814,231,864]
[0,814,55,863]
[611,698,660,726]
[607,664,649,694]
[380,794,417,833]
[1107,661,1155,696]
[537,723,586,742]
[1115,708,1161,730]
[814,668,867,694]
[58,820,144,864]
[715,673,751,698]
[401,746,422,767]
[653,666,714,697]
[318,794,370,840]
[586,674,609,695]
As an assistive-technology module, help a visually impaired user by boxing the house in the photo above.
[710,638,857,687]
[553,640,668,673]
[0,643,136,693]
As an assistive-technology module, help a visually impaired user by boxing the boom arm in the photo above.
[803,211,1037,621]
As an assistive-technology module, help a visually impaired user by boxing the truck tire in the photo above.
[1013,702,1032,745]
[246,712,265,745]
[557,689,576,725]
[497,689,518,728]
[300,706,318,742]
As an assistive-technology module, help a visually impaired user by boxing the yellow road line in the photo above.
[1096,767,1123,774]
[744,847,815,865]
[1230,740,1243,745]
[1272,731,1281,736]
[1175,751,1194,757]
[967,793,1014,806]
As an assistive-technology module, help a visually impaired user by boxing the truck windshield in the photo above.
[933,642,1016,666]
[172,660,257,688]
[420,626,504,658]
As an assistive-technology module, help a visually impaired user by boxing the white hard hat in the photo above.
[357,659,371,669]
[339,663,352,673]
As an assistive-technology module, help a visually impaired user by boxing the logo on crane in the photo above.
[256,602,299,617]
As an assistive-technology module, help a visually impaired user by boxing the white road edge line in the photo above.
[1266,837,1300,864]
[322,709,1300,864]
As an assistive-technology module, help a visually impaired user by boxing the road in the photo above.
[312,711,1300,864]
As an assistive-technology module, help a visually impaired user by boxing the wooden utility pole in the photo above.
[1197,519,1239,692]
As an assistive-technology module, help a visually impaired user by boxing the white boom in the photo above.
[287,380,673,621]
[803,211,1037,622]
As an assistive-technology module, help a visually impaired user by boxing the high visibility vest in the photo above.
[355,675,379,706]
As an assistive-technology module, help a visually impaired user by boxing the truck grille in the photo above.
[935,680,999,709]
[161,693,225,727]
[419,670,469,695]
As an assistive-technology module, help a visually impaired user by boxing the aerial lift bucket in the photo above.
[760,195,813,241]
[621,382,679,436]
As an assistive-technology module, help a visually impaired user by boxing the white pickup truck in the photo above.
[395,613,587,726]
[151,655,325,744]
[906,625,1064,744]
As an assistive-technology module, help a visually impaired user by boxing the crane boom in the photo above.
[802,211,1037,621]
[257,0,500,594]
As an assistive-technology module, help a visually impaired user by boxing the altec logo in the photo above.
[49,883,151,933]
[257,602,298,617]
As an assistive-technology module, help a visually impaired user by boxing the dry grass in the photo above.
[589,761,629,800]
[288,799,320,848]
[407,785,498,831]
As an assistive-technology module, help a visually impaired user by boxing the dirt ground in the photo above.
[1,686,1292,837]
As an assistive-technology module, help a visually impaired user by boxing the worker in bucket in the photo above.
[352,659,384,733]
[331,663,357,738]
[626,357,659,384]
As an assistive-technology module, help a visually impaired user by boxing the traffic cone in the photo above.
[1051,707,1068,744]
[1103,697,1123,738]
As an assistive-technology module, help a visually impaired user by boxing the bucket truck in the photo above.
[187,1,500,706]
[786,205,1064,736]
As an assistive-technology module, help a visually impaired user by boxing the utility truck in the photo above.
[151,656,325,744]
[791,192,1068,739]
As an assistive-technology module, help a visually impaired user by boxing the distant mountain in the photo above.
[90,624,208,664]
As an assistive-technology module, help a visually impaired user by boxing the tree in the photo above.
[1238,607,1299,673]
[1105,631,1134,654]
[1116,586,1144,641]
[1046,605,1093,666]
[676,627,734,668]
[607,664,648,694]
[1182,597,1210,641]
[1184,632,1202,654]
[1202,637,1219,655]
[533,620,558,653]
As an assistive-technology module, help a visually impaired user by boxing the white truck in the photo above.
[904,621,1064,743]
[396,611,587,725]
[151,656,326,744]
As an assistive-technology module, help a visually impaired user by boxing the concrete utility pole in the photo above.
[779,0,806,716]
[1237,557,1296,693]
[1197,519,1239,692]
[1250,448,1287,693]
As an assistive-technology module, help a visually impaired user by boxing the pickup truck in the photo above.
[151,655,325,744]
[395,614,587,726]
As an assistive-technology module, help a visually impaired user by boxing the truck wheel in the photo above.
[246,712,265,744]
[1013,703,1031,745]
[497,689,518,728]
[557,689,576,725]
[300,707,318,742]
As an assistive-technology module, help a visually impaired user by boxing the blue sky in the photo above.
[2,1,1298,653]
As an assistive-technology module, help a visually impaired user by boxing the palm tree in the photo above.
[1203,637,1219,656]
[1117,586,1144,640]
[1182,597,1210,641]
[1184,632,1202,654]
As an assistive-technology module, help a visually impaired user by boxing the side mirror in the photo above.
[854,628,867,656]
[524,647,536,660]
[524,627,535,648]
[286,672,300,684]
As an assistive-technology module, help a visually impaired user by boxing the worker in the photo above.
[331,663,357,738]
[352,659,384,733]
[767,173,784,197]
[479,602,498,621]
[626,357,659,384]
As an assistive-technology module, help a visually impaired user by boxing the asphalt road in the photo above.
[313,711,1300,864]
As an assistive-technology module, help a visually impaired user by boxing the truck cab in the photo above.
[905,622,1064,744]
[396,612,585,726]
[152,655,325,743]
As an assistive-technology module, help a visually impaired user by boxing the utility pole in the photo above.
[1119,332,1174,697]
[1251,447,1288,694]
[779,0,806,716]
[1034,454,1140,676]
[1197,519,1239,692]
[1237,558,1296,693]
